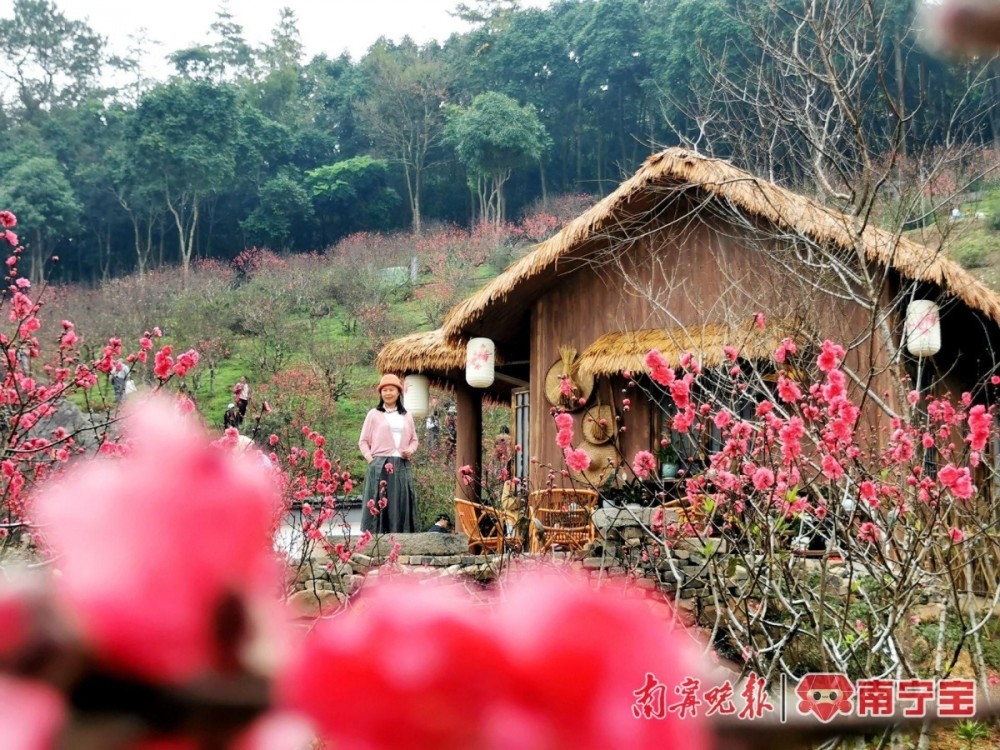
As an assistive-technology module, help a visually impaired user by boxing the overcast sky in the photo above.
[0,0,551,79]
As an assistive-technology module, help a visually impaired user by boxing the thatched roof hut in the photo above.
[441,148,1000,344]
[378,147,1000,498]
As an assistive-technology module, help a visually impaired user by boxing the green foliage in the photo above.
[446,92,549,179]
[951,229,1000,269]
[0,156,80,236]
[128,80,240,193]
[0,0,996,287]
[955,720,991,748]
[356,40,452,233]
[0,0,105,116]
[307,156,402,238]
[241,173,314,251]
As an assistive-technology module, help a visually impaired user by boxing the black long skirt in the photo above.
[360,456,418,534]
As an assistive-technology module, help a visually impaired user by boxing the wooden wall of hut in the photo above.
[526,215,910,490]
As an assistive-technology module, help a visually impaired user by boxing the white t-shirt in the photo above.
[384,409,404,456]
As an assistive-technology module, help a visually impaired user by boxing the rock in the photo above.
[673,596,697,624]
[30,398,107,453]
[302,579,333,592]
[700,605,719,624]
[349,553,372,573]
[353,532,470,559]
[289,562,319,586]
[592,507,656,537]
[341,574,363,595]
[288,589,344,618]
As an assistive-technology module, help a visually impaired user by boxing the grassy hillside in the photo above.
[905,188,1000,289]
[44,211,586,526]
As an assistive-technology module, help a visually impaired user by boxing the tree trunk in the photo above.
[31,229,44,286]
[413,166,422,234]
[894,37,906,155]
[166,193,200,286]
[539,159,548,207]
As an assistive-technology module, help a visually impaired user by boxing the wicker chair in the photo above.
[454,498,522,555]
[527,488,599,553]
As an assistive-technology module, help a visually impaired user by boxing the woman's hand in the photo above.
[401,450,413,460]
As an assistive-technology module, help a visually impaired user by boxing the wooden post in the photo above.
[454,384,483,502]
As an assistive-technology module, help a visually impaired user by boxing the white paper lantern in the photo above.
[905,300,941,358]
[465,337,496,388]
[404,374,430,419]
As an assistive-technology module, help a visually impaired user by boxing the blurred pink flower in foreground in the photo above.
[279,573,710,750]
[32,396,285,684]
[0,398,715,748]
[0,676,65,750]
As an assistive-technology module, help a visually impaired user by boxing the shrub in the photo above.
[952,242,990,268]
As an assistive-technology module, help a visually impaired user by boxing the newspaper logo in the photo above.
[795,673,855,723]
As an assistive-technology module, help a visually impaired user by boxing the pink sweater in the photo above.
[359,408,418,461]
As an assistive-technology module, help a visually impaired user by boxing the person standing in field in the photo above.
[234,376,251,418]
[358,374,419,534]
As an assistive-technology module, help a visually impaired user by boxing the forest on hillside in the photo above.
[0,0,997,284]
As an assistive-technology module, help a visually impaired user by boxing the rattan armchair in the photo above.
[527,488,599,553]
[454,498,523,555]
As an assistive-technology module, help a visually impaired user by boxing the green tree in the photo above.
[256,8,306,125]
[106,105,163,278]
[241,172,314,251]
[306,155,401,242]
[0,0,106,120]
[126,80,240,280]
[449,2,587,199]
[572,0,649,191]
[446,91,549,226]
[357,40,452,233]
[0,155,80,283]
[51,100,130,281]
[208,2,256,82]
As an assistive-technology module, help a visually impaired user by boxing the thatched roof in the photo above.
[375,329,468,375]
[375,328,506,377]
[441,148,1000,340]
[577,321,797,377]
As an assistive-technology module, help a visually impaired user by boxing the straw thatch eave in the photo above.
[375,329,470,376]
[577,321,799,377]
[375,328,516,400]
[440,148,1000,341]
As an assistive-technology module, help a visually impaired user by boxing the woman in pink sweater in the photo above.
[358,373,419,533]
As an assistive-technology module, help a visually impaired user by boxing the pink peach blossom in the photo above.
[632,450,656,479]
[33,397,286,684]
[0,677,65,750]
[278,573,709,750]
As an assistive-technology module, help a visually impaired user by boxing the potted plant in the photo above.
[658,437,680,479]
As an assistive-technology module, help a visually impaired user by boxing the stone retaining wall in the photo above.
[287,508,729,618]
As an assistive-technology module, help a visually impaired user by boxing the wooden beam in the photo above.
[454,384,483,502]
[494,372,529,388]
